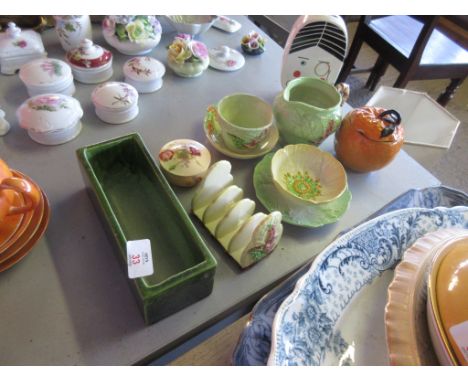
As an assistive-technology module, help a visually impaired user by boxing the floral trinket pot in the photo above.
[102,16,162,55]
[16,94,83,145]
[0,22,46,75]
[167,34,209,78]
[123,56,165,93]
[66,39,113,84]
[19,58,75,97]
[91,81,139,124]
[158,139,211,187]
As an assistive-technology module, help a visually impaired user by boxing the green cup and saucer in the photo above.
[203,94,279,159]
[253,153,352,227]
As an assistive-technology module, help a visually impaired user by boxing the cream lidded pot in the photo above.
[123,56,165,93]
[17,93,83,145]
[91,81,139,124]
[66,39,113,84]
[19,58,75,96]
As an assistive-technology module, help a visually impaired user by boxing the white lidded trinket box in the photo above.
[19,58,75,96]
[92,81,139,124]
[123,56,165,93]
[0,22,46,75]
[17,93,83,145]
[66,39,113,84]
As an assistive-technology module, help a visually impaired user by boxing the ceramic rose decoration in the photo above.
[241,31,266,55]
[167,34,209,77]
[102,15,162,55]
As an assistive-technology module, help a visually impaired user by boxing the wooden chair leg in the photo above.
[394,71,412,89]
[337,28,365,83]
[437,78,464,107]
[365,56,389,91]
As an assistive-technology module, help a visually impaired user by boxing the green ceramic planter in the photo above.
[77,133,217,325]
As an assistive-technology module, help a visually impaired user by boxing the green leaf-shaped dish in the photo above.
[254,153,352,227]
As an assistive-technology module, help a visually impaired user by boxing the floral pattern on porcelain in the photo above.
[54,16,92,51]
[27,94,69,112]
[247,218,281,262]
[226,131,267,151]
[127,57,153,76]
[12,40,27,48]
[269,206,468,366]
[40,60,63,77]
[283,171,322,200]
[111,83,137,106]
[159,144,202,172]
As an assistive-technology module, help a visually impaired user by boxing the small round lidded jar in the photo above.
[91,81,139,124]
[66,39,113,84]
[16,93,83,145]
[123,56,165,93]
[158,139,211,187]
[19,58,75,96]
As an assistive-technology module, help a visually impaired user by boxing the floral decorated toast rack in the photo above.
[191,160,283,269]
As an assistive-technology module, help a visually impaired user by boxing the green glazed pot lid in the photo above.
[253,153,352,227]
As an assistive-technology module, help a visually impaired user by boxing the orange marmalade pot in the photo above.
[334,106,404,173]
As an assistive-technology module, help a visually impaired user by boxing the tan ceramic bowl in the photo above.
[270,144,347,206]
[427,233,468,366]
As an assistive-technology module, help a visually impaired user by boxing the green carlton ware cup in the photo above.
[273,77,348,145]
[205,93,273,154]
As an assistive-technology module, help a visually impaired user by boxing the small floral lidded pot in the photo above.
[123,56,165,93]
[19,58,75,97]
[91,81,139,124]
[102,16,162,55]
[66,39,113,84]
[16,94,83,145]
[167,34,209,78]
[54,16,92,51]
[241,31,266,55]
[158,139,211,187]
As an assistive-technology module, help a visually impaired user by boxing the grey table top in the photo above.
[0,16,440,365]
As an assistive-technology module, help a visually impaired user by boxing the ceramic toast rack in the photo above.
[192,160,283,269]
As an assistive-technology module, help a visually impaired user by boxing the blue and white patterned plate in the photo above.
[232,186,468,366]
[267,205,468,365]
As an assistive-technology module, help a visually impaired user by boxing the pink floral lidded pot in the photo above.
[54,16,92,52]
[19,58,75,96]
[17,94,83,145]
[102,16,162,55]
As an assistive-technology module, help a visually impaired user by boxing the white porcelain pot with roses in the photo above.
[102,15,162,55]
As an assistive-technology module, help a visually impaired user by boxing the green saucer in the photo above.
[253,153,352,227]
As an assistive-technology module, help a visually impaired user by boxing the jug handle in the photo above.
[335,83,350,106]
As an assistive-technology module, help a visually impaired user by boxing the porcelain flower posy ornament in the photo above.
[167,34,209,77]
[241,31,266,55]
[102,15,162,55]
